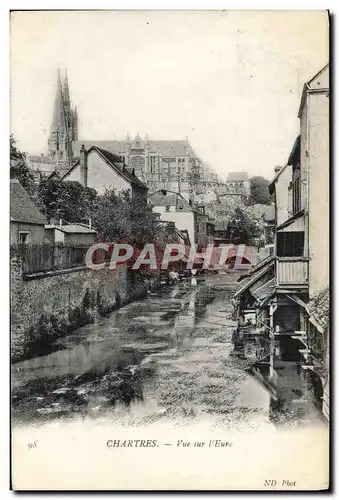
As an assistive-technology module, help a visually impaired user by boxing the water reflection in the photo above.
[12,276,323,429]
[231,332,325,427]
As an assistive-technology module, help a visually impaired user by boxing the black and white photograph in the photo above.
[10,9,330,491]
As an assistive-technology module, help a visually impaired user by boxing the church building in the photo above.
[29,69,227,207]
[28,69,78,175]
[48,69,78,166]
[72,136,205,203]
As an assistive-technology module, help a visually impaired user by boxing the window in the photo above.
[292,166,301,215]
[177,158,185,175]
[19,231,31,244]
[150,156,156,173]
[276,231,304,257]
[165,206,171,212]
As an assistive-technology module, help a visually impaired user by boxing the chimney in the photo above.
[80,144,88,187]
[88,218,92,230]
[59,219,62,229]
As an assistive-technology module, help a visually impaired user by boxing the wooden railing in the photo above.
[276,257,309,286]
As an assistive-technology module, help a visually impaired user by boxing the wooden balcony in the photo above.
[276,257,309,288]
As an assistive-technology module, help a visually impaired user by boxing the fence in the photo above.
[11,243,106,275]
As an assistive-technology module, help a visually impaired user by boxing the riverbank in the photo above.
[12,275,263,427]
[11,251,155,362]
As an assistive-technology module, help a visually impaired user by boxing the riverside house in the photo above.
[149,189,207,248]
[233,64,330,420]
[61,145,148,200]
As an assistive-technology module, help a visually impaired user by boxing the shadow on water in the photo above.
[193,287,217,322]
[12,346,157,423]
[230,333,325,427]
[12,281,208,424]
[13,276,312,428]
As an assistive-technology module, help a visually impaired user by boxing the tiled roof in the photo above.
[227,172,249,181]
[46,223,97,234]
[93,147,147,189]
[233,261,274,299]
[47,160,79,180]
[61,147,147,189]
[249,204,275,221]
[57,160,79,176]
[238,254,275,282]
[149,190,193,211]
[10,179,47,225]
[251,277,276,301]
[29,155,56,165]
[307,287,330,333]
[72,140,197,158]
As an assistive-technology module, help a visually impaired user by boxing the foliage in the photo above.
[226,206,259,245]
[91,188,167,245]
[247,176,273,205]
[10,135,36,195]
[36,179,97,223]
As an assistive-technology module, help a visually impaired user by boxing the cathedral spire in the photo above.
[63,69,70,105]
[51,69,65,136]
[73,106,78,141]
[48,68,77,165]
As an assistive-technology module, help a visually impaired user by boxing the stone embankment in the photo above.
[11,251,150,362]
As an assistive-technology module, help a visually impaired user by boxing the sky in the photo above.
[10,10,329,181]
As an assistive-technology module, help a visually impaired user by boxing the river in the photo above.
[11,274,324,430]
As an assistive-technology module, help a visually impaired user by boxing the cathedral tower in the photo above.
[48,69,78,166]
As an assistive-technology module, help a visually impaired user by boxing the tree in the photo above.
[90,189,166,245]
[226,206,259,245]
[127,191,165,245]
[10,135,35,195]
[90,189,131,242]
[248,176,272,205]
[37,179,97,223]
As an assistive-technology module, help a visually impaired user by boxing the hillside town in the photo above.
[10,62,329,429]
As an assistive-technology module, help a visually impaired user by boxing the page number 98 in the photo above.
[28,441,37,449]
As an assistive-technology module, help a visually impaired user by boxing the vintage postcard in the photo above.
[10,10,330,491]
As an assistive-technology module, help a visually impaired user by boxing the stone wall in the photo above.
[11,252,148,362]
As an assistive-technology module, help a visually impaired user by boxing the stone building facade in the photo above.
[215,171,250,206]
[72,136,205,203]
